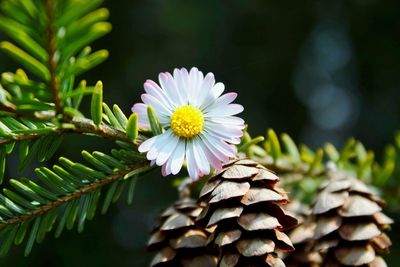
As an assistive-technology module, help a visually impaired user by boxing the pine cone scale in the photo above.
[241,188,286,205]
[207,206,243,227]
[338,222,381,241]
[334,244,375,266]
[313,191,348,214]
[160,213,194,231]
[338,195,382,217]
[236,238,275,257]
[237,213,282,231]
[209,181,250,203]
[215,229,242,247]
[314,216,342,239]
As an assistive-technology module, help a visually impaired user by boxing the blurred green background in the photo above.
[0,0,399,266]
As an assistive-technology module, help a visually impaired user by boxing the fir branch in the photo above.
[0,161,150,229]
[0,116,143,146]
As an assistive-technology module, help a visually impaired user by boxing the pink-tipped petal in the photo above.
[141,93,172,117]
[161,164,167,176]
[159,72,183,106]
[202,133,237,158]
[200,133,230,162]
[203,92,237,111]
[199,141,223,171]
[144,80,174,109]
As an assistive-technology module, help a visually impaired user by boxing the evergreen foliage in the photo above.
[0,0,152,256]
[240,128,399,210]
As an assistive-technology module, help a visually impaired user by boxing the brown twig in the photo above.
[45,0,62,114]
[0,116,144,146]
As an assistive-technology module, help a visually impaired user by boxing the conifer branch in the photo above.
[0,0,146,256]
[0,116,143,146]
[0,161,150,229]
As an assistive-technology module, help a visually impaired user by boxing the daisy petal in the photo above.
[131,103,150,128]
[196,72,215,107]
[170,141,186,175]
[200,134,231,161]
[155,135,180,166]
[141,93,172,117]
[205,122,244,138]
[204,103,244,117]
[203,92,237,111]
[138,136,156,153]
[188,67,204,105]
[147,130,173,160]
[161,164,167,176]
[173,68,189,104]
[144,80,174,109]
[200,82,225,108]
[201,132,237,158]
[212,82,225,98]
[197,138,222,171]
[159,72,183,106]
[185,141,198,179]
[210,116,245,126]
[193,137,210,176]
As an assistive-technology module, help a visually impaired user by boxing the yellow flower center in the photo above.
[170,105,204,138]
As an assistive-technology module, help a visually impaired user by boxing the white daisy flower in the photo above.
[132,67,244,179]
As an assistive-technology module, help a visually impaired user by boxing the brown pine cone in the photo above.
[284,201,321,267]
[196,158,298,266]
[147,198,218,267]
[310,167,393,266]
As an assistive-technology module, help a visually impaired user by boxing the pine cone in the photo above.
[284,201,321,267]
[310,168,393,266]
[196,158,298,266]
[147,198,218,267]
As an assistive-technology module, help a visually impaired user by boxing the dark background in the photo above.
[0,0,399,266]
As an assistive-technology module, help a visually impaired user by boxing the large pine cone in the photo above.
[310,167,393,266]
[147,198,218,267]
[196,158,298,266]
